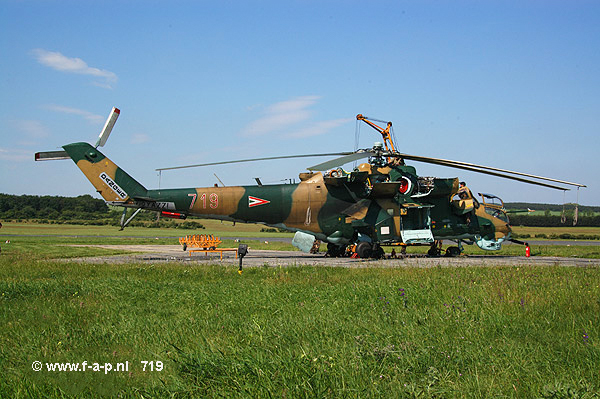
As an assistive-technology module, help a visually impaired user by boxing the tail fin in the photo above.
[62,142,147,202]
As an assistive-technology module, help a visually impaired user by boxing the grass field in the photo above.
[1,219,295,238]
[511,225,600,235]
[0,256,599,398]
[0,222,298,259]
[0,222,600,397]
[3,222,600,260]
[511,225,600,237]
[5,221,600,239]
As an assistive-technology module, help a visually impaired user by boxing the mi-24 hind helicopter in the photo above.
[35,107,586,258]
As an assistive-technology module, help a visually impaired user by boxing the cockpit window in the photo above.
[479,193,505,208]
[484,206,509,223]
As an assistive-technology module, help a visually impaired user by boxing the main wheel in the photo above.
[427,246,441,257]
[372,245,385,259]
[326,243,345,257]
[445,246,461,257]
[356,241,372,258]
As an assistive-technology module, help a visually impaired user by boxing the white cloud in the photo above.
[14,120,49,138]
[130,133,150,144]
[241,95,321,136]
[31,48,118,89]
[241,96,352,139]
[0,147,32,162]
[44,104,104,124]
[287,118,353,138]
[267,95,320,114]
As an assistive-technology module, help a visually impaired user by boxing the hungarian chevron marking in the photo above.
[248,196,270,207]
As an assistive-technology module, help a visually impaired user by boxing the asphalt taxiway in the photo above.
[66,244,600,268]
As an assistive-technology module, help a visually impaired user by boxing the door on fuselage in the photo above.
[400,205,434,244]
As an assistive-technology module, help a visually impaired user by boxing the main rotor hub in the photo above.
[368,143,387,167]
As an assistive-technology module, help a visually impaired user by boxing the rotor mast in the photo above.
[356,114,396,153]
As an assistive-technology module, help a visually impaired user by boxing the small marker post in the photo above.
[238,244,248,274]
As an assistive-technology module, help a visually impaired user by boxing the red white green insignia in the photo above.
[248,196,270,207]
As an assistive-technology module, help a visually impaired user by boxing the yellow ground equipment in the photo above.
[179,234,238,260]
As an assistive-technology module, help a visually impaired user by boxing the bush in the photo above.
[178,221,205,229]
[513,233,530,239]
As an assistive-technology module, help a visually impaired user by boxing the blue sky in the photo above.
[1,1,598,205]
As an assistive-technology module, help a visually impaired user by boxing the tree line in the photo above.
[0,193,204,229]
[505,202,600,214]
[508,214,600,227]
[1,193,598,227]
[505,202,600,227]
[0,193,109,220]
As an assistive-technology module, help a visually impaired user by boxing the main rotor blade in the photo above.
[396,154,568,190]
[397,153,586,189]
[307,151,374,171]
[156,152,353,171]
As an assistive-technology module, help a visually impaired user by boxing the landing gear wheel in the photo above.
[372,245,385,259]
[427,246,441,257]
[356,241,372,258]
[326,243,345,258]
[428,240,443,257]
[445,246,461,257]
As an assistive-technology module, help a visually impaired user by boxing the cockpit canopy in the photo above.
[478,193,505,208]
[478,193,509,223]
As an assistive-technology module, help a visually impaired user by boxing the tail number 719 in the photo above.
[189,193,218,209]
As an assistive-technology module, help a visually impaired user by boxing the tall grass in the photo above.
[0,256,598,398]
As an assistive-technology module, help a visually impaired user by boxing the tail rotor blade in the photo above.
[95,107,120,148]
[34,150,70,161]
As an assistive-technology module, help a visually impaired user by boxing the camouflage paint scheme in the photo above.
[63,142,511,253]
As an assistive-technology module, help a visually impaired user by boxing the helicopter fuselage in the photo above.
[51,142,513,257]
[131,163,511,252]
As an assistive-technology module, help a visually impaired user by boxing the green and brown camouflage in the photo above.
[62,142,512,257]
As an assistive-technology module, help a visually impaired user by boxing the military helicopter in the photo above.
[35,107,586,258]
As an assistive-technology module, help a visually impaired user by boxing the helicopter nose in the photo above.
[493,223,511,241]
[502,223,512,239]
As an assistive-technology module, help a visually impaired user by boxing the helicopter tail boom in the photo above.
[60,142,148,203]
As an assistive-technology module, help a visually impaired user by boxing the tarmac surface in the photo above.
[66,244,600,268]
